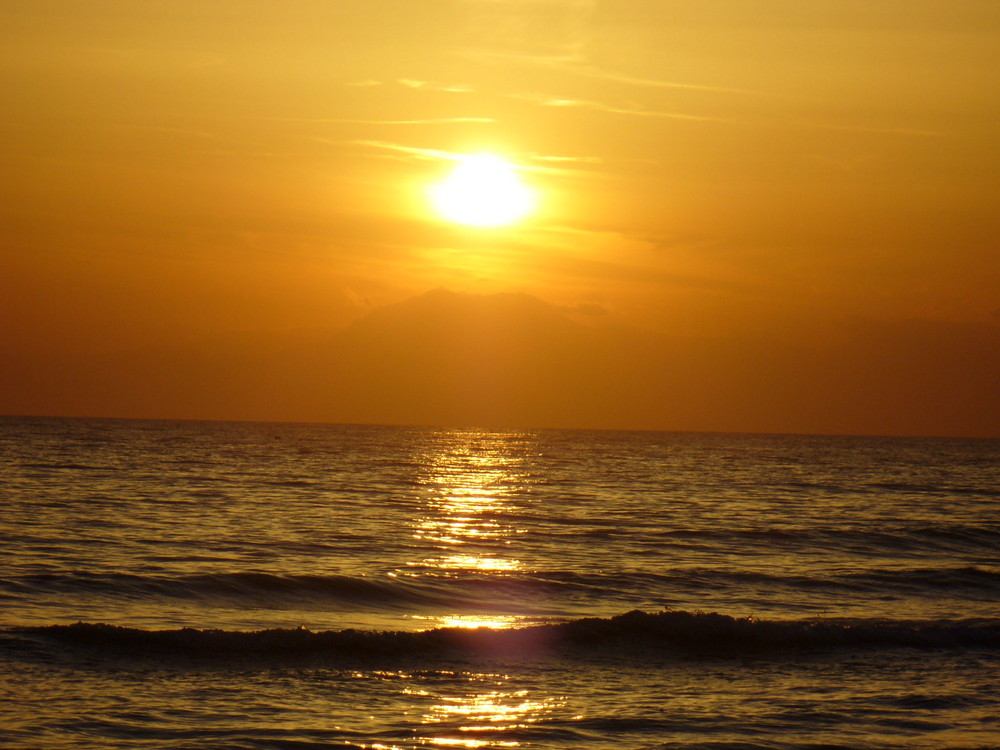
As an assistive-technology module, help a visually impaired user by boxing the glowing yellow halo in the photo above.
[430,154,535,228]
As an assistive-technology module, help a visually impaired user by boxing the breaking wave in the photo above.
[5,610,999,664]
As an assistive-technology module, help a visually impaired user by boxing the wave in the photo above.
[18,461,116,473]
[641,523,1000,557]
[4,610,999,664]
[641,565,1000,596]
[0,570,565,613]
[5,565,1000,611]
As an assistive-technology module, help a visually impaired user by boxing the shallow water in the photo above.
[2,417,999,748]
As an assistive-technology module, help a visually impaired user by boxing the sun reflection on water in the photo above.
[400,671,566,749]
[402,432,537,631]
[409,614,522,630]
[409,439,527,573]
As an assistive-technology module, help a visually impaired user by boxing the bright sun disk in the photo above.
[430,154,535,228]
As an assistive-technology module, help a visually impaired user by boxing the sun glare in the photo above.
[430,154,535,228]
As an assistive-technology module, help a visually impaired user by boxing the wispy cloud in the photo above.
[527,153,602,165]
[347,79,474,93]
[465,50,765,97]
[470,54,944,138]
[514,93,729,123]
[343,140,601,175]
[347,140,460,162]
[398,79,474,93]
[285,116,494,125]
[520,152,605,177]
[512,92,943,137]
[557,61,767,97]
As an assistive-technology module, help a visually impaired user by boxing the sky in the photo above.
[2,0,999,436]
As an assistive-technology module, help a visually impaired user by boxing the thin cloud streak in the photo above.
[512,92,945,137]
[272,117,496,125]
[524,153,604,175]
[557,61,772,97]
[527,153,602,164]
[519,93,730,123]
[466,50,769,96]
[347,79,476,93]
[346,69,733,127]
[346,140,461,162]
[345,140,596,174]
[398,79,474,93]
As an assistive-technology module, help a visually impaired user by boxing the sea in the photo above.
[2,416,999,749]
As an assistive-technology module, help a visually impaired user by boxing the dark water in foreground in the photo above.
[2,417,999,748]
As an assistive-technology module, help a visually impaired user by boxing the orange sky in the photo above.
[2,1,999,436]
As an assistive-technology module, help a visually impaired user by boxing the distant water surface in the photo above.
[2,417,999,749]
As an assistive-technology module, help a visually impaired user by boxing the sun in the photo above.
[430,154,536,228]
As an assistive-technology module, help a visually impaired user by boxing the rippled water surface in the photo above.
[2,417,999,748]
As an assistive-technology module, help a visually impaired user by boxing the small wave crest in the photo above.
[7,566,1000,614]
[0,570,565,613]
[6,610,999,664]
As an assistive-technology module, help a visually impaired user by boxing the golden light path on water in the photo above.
[405,435,528,595]
[380,670,569,750]
[385,433,563,748]
[415,686,565,749]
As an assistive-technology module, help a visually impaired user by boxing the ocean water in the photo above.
[2,416,999,749]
